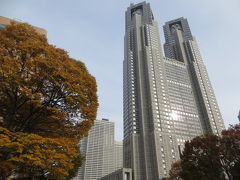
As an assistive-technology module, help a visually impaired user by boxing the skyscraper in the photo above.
[123,2,225,179]
[74,119,123,180]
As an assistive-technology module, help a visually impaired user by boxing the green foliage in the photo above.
[169,161,182,180]
[168,124,240,180]
[181,135,224,180]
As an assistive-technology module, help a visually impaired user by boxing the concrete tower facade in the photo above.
[123,2,225,179]
[163,17,224,135]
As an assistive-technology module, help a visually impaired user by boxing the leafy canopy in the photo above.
[168,124,240,180]
[0,127,82,179]
[0,22,98,138]
[0,22,98,179]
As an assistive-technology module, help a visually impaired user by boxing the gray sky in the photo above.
[1,0,239,140]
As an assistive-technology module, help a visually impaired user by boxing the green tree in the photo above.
[168,124,240,180]
[0,23,98,178]
[220,124,240,180]
[169,160,182,180]
[181,135,224,180]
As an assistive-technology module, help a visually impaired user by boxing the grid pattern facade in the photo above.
[115,141,123,170]
[165,58,202,137]
[163,17,225,135]
[74,120,123,180]
[123,3,225,180]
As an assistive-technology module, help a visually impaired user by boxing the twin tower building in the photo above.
[0,1,225,179]
[123,1,224,180]
[78,1,225,180]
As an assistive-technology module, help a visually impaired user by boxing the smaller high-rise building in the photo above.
[0,16,47,36]
[74,119,123,180]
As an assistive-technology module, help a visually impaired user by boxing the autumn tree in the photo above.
[0,127,82,179]
[0,22,98,138]
[0,22,98,178]
[168,124,240,180]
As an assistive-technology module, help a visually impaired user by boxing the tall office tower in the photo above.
[74,119,123,180]
[163,17,224,135]
[123,2,225,179]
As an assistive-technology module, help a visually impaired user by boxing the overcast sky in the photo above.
[1,0,239,140]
